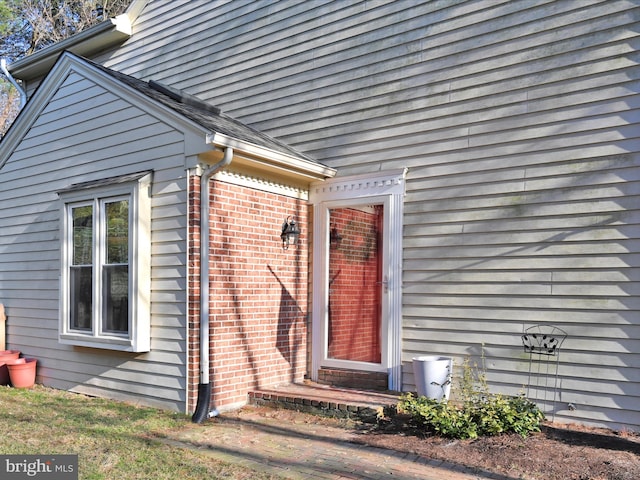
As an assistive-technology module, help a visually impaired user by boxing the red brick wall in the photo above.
[328,206,382,364]
[187,173,202,412]
[188,174,308,411]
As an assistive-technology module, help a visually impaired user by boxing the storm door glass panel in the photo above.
[327,204,383,363]
[102,199,129,334]
[70,205,93,331]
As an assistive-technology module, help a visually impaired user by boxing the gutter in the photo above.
[8,15,132,81]
[0,59,26,108]
[191,146,234,423]
[207,132,337,181]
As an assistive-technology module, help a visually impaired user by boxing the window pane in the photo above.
[103,265,128,333]
[70,266,92,330]
[106,200,129,265]
[72,205,93,265]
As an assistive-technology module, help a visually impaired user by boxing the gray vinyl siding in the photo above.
[0,70,189,411]
[94,0,640,428]
[4,0,638,429]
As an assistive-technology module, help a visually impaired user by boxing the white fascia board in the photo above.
[8,15,132,81]
[207,132,337,181]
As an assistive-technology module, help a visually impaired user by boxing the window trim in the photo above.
[58,172,151,352]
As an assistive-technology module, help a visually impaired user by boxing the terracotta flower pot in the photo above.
[0,350,21,386]
[7,358,36,389]
[0,350,20,358]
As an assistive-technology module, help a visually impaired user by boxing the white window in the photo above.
[58,172,151,352]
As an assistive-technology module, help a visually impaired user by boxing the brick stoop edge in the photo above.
[248,390,395,423]
[317,367,389,391]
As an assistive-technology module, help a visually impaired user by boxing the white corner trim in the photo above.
[123,0,148,24]
[213,169,309,200]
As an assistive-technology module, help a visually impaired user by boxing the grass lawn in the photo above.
[0,385,279,479]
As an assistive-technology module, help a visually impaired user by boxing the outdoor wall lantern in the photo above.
[280,216,300,249]
[329,224,342,250]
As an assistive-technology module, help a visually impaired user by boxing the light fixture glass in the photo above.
[280,216,300,249]
[329,224,342,250]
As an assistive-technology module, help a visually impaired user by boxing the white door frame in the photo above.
[309,169,407,391]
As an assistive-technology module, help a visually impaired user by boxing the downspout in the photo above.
[192,146,233,423]
[0,59,27,109]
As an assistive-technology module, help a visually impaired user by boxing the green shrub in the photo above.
[399,354,544,439]
[398,393,543,440]
[399,394,478,439]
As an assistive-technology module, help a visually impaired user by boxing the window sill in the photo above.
[59,333,149,353]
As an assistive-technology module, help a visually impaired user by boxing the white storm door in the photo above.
[310,169,406,391]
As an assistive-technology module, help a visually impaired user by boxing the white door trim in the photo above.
[309,169,406,390]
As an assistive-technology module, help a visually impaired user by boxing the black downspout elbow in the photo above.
[191,382,212,423]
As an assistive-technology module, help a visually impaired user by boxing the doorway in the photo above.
[310,169,406,391]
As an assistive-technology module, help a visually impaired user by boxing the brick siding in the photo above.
[188,173,309,411]
[317,367,389,391]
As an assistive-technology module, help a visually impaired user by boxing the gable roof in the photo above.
[84,56,317,163]
[0,51,336,181]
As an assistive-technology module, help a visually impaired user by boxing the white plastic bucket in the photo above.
[412,355,452,401]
